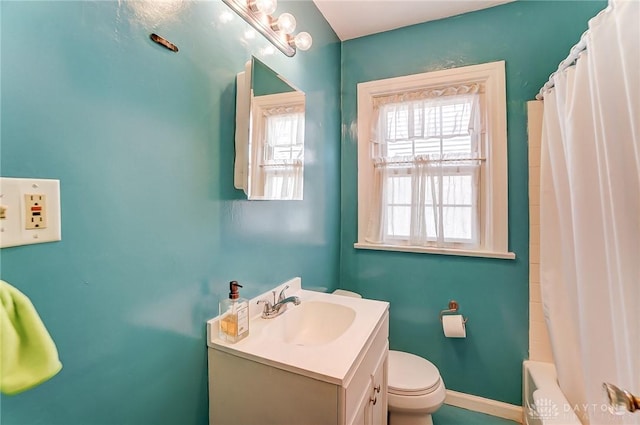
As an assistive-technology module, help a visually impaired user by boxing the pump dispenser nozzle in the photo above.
[229,281,243,300]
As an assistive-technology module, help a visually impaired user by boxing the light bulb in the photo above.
[276,13,296,34]
[294,32,312,51]
[252,0,277,15]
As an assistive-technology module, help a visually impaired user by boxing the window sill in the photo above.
[354,242,516,260]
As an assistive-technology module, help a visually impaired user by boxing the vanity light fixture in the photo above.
[222,0,312,57]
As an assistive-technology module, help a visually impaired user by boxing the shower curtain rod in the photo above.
[535,2,613,100]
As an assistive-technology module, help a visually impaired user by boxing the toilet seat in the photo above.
[388,351,442,396]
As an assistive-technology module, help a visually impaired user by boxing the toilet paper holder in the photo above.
[439,300,468,324]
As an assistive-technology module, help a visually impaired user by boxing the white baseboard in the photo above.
[445,389,523,423]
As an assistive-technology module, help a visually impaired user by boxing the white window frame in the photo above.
[355,61,515,260]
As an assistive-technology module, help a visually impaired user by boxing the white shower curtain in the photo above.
[539,0,639,424]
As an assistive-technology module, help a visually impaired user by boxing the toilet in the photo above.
[333,290,446,425]
[387,350,446,425]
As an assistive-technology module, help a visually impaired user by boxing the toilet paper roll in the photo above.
[442,315,466,338]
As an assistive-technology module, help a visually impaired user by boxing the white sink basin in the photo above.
[266,301,356,346]
[207,278,390,384]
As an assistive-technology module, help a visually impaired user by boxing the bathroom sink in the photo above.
[207,278,390,384]
[265,301,356,346]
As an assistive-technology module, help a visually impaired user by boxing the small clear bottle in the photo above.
[218,281,249,343]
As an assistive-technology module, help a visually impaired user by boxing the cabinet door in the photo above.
[344,313,389,425]
[368,346,388,425]
[349,345,388,425]
[350,386,370,425]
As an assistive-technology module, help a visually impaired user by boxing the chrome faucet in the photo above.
[257,285,301,319]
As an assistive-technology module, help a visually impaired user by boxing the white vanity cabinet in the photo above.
[208,311,389,425]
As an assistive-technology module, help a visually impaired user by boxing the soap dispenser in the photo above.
[218,281,249,343]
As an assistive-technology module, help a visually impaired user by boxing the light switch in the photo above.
[0,178,61,248]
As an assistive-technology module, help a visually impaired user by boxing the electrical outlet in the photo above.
[24,194,47,230]
[0,177,61,248]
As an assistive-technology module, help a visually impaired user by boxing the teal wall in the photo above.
[339,1,606,405]
[0,1,341,424]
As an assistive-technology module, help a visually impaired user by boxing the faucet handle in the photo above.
[278,285,290,302]
[257,299,273,314]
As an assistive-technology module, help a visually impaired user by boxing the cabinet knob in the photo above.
[370,396,377,405]
[374,384,381,393]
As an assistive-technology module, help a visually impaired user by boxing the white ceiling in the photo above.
[311,0,516,41]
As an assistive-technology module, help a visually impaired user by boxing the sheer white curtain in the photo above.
[263,110,304,199]
[539,1,639,423]
[366,91,482,247]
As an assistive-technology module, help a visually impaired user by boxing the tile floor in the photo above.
[432,405,520,424]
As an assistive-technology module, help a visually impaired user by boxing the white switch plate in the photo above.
[0,177,61,248]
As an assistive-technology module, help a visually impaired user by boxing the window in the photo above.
[355,61,514,259]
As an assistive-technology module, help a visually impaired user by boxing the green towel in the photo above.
[0,280,62,395]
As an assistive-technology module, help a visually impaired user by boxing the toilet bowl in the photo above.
[332,289,446,425]
[387,350,446,425]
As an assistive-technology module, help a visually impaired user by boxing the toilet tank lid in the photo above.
[388,350,441,394]
[332,289,362,298]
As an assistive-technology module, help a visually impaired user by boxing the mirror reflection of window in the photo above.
[263,109,304,199]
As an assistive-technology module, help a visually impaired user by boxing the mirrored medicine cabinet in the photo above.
[234,57,306,200]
